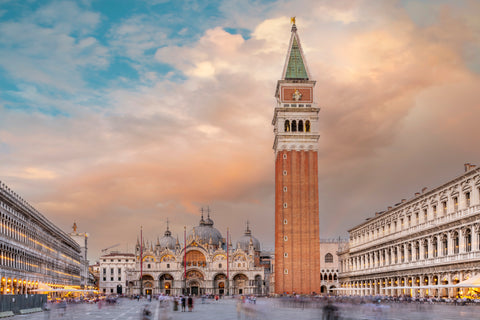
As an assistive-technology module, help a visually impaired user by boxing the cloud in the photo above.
[1,0,480,261]
[0,1,108,97]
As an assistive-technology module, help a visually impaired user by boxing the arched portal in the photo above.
[159,273,174,295]
[186,269,204,296]
[233,274,248,295]
[141,274,154,296]
[214,273,227,295]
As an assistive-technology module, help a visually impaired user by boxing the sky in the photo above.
[1,0,480,262]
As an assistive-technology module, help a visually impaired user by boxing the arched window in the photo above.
[305,120,311,132]
[433,237,438,257]
[328,274,333,281]
[442,236,448,255]
[325,253,333,263]
[453,232,459,254]
[284,120,290,132]
[320,274,323,280]
[465,229,472,252]
[291,120,297,132]
[423,240,428,259]
[298,120,304,132]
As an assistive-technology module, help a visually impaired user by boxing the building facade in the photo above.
[320,239,347,294]
[272,21,321,294]
[98,252,135,295]
[69,223,91,288]
[338,164,480,298]
[124,214,267,296]
[0,181,83,294]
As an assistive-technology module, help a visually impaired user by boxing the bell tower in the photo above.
[272,20,321,295]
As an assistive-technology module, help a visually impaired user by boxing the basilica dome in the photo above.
[236,223,260,251]
[157,226,176,250]
[187,214,223,246]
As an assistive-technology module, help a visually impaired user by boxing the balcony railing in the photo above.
[340,250,480,277]
[350,205,480,252]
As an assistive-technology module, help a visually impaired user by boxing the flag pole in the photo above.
[184,226,187,295]
[227,227,230,296]
[140,226,143,296]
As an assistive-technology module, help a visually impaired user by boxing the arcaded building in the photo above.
[0,181,83,294]
[338,164,480,298]
[320,239,347,294]
[124,214,267,296]
[272,20,321,295]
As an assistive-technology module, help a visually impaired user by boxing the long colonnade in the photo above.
[339,165,480,298]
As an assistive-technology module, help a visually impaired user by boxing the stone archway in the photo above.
[159,273,174,295]
[214,273,227,295]
[233,274,248,295]
[186,269,204,296]
[141,274,154,296]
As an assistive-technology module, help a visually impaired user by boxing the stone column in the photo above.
[473,225,480,252]
[459,228,465,253]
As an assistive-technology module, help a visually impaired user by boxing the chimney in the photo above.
[422,187,428,193]
[387,206,392,211]
[415,192,420,197]
[465,163,471,172]
[401,199,406,203]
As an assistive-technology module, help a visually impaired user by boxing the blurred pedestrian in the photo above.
[187,295,193,311]
[322,300,339,320]
[181,296,186,312]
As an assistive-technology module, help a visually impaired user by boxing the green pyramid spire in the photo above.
[285,36,308,80]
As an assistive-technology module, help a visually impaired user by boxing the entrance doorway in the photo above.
[145,289,152,296]
[191,286,199,295]
[116,284,123,294]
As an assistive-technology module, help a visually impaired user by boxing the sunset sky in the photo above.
[1,0,480,262]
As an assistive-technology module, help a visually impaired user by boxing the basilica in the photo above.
[103,212,270,296]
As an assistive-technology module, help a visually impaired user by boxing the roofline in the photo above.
[347,166,480,233]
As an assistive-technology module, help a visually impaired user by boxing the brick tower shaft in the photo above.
[272,21,321,295]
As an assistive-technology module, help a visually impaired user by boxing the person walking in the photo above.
[187,295,193,312]
[181,296,186,312]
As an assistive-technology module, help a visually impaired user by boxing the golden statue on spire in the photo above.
[291,17,296,24]
[72,221,77,232]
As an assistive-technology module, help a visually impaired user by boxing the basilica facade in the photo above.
[121,214,267,296]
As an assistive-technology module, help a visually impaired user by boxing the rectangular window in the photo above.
[110,268,114,274]
[118,268,121,273]
[103,268,106,274]
[415,212,419,225]
[453,197,458,211]
[442,201,447,214]
[167,263,170,268]
[111,277,114,281]
[433,205,437,218]
[103,277,106,281]
[466,192,471,207]
[424,209,428,222]
[118,277,121,281]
